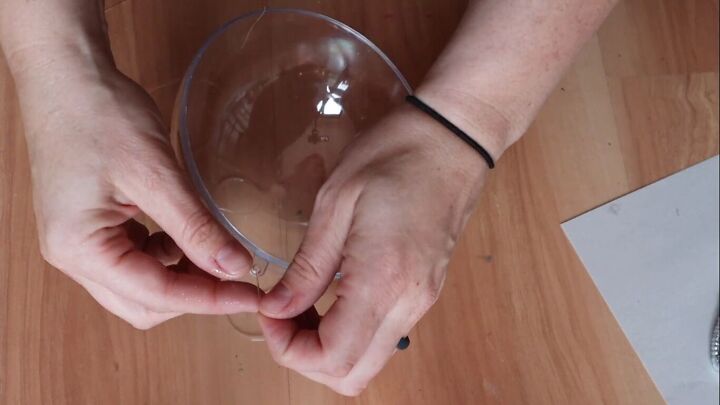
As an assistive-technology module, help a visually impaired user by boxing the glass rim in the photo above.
[178,7,413,269]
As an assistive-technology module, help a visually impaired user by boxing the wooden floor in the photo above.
[1,0,718,403]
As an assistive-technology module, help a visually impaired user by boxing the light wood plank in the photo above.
[2,0,718,403]
[609,73,719,190]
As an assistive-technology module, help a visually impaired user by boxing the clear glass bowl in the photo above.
[171,8,411,338]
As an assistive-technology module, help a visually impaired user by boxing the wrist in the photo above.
[414,83,519,161]
[396,103,489,201]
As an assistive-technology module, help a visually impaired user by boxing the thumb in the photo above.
[118,153,252,279]
[260,186,356,318]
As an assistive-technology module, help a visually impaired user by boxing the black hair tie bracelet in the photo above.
[405,95,495,169]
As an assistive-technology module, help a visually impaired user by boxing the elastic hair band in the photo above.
[405,95,495,169]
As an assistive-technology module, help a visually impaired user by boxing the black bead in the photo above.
[396,336,410,350]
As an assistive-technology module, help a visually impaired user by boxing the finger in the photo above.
[144,231,183,265]
[331,300,421,394]
[298,370,361,397]
[302,279,435,396]
[117,152,252,279]
[90,247,260,314]
[260,235,414,375]
[259,290,391,378]
[275,364,372,397]
[260,185,358,318]
[170,256,230,281]
[78,276,181,329]
[259,306,321,347]
[267,298,422,397]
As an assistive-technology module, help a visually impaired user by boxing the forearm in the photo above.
[417,0,618,159]
[1,0,120,148]
[0,0,113,77]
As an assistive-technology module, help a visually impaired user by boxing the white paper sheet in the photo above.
[562,156,719,405]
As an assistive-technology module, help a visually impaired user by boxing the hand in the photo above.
[11,47,258,329]
[258,105,491,395]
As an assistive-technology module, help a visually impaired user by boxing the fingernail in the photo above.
[215,241,250,276]
[262,283,293,315]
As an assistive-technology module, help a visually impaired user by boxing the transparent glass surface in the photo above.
[171,8,411,339]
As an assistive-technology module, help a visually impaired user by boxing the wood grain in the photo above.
[2,0,718,403]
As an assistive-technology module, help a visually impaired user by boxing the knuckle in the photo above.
[419,285,441,309]
[139,160,176,192]
[336,382,366,397]
[315,177,347,202]
[125,309,162,331]
[112,142,174,189]
[181,208,216,249]
[420,268,446,308]
[290,251,325,285]
[38,239,63,267]
[326,360,354,378]
[39,225,73,268]
[314,183,336,208]
[311,185,341,221]
[315,176,362,211]
[274,351,293,369]
[337,174,366,197]
[129,319,155,331]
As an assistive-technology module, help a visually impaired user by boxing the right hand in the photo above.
[9,46,259,329]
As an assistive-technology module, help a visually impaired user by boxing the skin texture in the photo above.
[1,0,618,396]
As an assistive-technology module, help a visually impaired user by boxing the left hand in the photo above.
[258,105,492,396]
